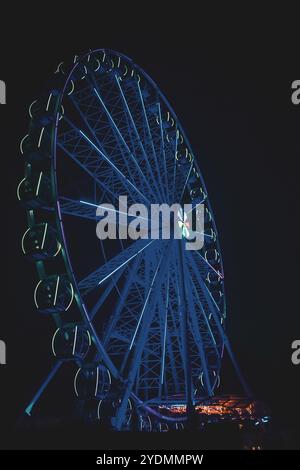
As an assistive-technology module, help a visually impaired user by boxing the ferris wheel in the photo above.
[18,49,250,430]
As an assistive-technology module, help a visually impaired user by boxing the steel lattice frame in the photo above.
[18,49,250,430]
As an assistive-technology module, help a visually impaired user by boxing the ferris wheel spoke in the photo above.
[58,198,162,244]
[179,159,194,203]
[136,81,168,203]
[133,254,173,400]
[79,129,151,205]
[117,243,170,375]
[100,255,145,348]
[88,268,124,320]
[192,249,224,279]
[78,199,154,225]
[68,92,111,164]
[57,126,144,208]
[57,139,118,205]
[187,271,221,370]
[104,243,168,387]
[186,199,206,215]
[78,238,156,295]
[88,254,147,371]
[115,76,164,203]
[55,197,99,221]
[186,250,222,319]
[128,247,166,352]
[67,91,141,199]
[60,112,151,205]
[56,197,146,225]
[186,258,220,351]
[173,246,196,406]
[162,321,181,396]
[67,86,151,205]
[168,308,186,393]
[180,249,216,396]
[165,259,188,394]
[158,269,183,397]
[114,242,172,429]
[171,126,179,201]
[92,86,158,203]
[157,102,170,203]
[159,272,169,392]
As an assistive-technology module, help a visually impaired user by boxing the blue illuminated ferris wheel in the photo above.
[18,49,250,431]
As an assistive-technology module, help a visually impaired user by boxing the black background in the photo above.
[0,11,299,449]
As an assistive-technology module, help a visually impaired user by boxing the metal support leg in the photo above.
[25,360,62,416]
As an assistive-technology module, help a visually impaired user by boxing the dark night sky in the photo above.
[0,15,299,448]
